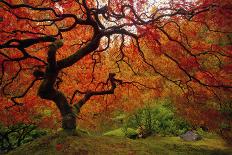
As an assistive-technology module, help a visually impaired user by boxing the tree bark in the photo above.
[53,92,76,130]
[38,87,77,130]
[37,40,77,131]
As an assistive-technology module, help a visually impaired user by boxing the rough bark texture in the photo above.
[37,40,77,130]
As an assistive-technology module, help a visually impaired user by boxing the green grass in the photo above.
[7,131,232,155]
[103,128,138,137]
[139,136,232,155]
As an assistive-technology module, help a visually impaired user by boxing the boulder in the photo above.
[180,131,202,141]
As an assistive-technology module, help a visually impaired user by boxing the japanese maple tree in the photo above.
[0,0,231,137]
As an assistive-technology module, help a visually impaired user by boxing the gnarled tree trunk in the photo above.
[36,40,120,131]
[53,92,76,130]
[39,88,77,130]
[37,40,77,131]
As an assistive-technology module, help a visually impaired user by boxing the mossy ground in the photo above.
[7,131,232,155]
[103,128,138,137]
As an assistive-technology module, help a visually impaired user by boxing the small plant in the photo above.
[0,123,47,153]
[125,99,191,137]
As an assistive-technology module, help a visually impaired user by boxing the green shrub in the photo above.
[196,128,217,138]
[0,123,47,152]
[125,99,191,136]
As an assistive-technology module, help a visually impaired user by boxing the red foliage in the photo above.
[0,0,231,143]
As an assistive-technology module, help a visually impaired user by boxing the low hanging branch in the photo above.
[73,73,122,113]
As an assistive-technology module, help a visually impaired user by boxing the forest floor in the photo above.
[7,131,232,155]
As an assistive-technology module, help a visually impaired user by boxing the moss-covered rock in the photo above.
[103,128,138,138]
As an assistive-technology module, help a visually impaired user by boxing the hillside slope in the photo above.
[7,132,232,155]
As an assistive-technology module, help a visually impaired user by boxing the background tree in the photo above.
[0,0,231,139]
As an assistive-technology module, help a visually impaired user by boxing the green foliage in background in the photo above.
[125,99,191,136]
[0,123,47,153]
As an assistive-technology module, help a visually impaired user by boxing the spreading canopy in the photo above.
[0,0,231,139]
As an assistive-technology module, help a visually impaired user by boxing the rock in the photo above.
[127,133,138,139]
[180,131,202,141]
[137,126,153,139]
